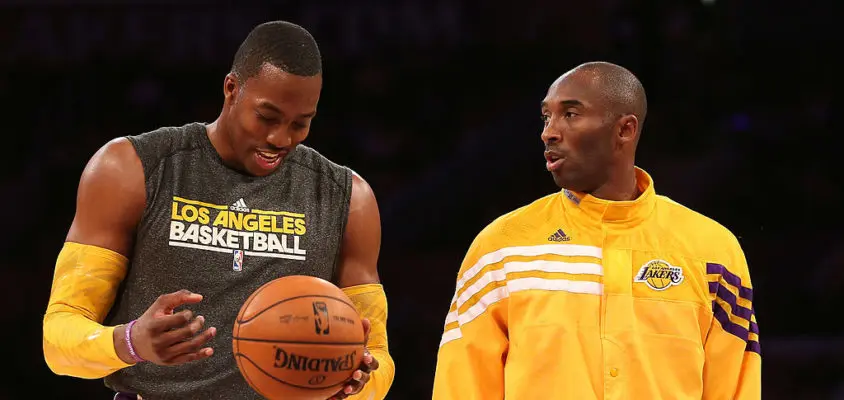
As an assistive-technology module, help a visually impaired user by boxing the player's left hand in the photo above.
[328,318,379,400]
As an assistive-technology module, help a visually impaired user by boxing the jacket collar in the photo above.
[561,167,657,225]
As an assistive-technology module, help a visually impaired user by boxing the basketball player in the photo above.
[42,21,394,400]
[432,62,760,399]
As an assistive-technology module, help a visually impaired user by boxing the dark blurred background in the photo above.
[2,0,841,399]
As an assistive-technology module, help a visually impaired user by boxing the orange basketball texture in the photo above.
[233,276,365,400]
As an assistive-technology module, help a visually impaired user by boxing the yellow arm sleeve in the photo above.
[702,244,761,400]
[342,284,394,400]
[432,231,508,400]
[43,242,134,378]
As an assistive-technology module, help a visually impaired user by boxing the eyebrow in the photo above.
[258,101,316,118]
[257,100,279,112]
[541,99,585,108]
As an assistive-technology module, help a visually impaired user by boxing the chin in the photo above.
[248,165,279,177]
[551,171,586,192]
[247,156,287,177]
[550,171,571,189]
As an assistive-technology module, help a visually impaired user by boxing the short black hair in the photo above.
[572,61,648,130]
[231,21,322,80]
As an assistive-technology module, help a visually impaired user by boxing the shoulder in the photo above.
[68,136,146,250]
[655,195,739,244]
[86,136,143,177]
[124,122,205,180]
[347,170,378,215]
[82,124,195,205]
[125,122,201,149]
[125,122,205,165]
[463,192,560,262]
[287,144,352,191]
[656,197,757,302]
[482,192,560,239]
[655,195,745,265]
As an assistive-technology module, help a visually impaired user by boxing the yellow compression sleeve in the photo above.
[43,242,134,378]
[342,284,395,400]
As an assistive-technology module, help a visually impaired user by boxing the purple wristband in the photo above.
[124,319,146,363]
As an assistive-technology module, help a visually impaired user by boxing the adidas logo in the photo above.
[548,228,571,242]
[230,198,250,212]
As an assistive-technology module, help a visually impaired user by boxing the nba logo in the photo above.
[232,250,244,271]
[312,301,330,335]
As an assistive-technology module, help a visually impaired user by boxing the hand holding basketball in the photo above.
[329,318,381,400]
[128,289,217,365]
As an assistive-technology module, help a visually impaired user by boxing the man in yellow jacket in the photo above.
[433,61,760,399]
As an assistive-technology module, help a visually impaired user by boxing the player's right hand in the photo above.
[129,289,217,365]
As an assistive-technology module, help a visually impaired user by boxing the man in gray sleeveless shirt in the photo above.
[42,21,395,400]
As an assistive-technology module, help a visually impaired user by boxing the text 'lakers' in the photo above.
[168,196,307,260]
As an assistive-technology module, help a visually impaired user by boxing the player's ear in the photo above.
[223,73,239,105]
[616,114,639,145]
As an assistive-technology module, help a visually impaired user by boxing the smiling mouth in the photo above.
[256,150,281,162]
[253,148,288,171]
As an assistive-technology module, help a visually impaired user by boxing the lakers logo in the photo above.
[634,259,684,291]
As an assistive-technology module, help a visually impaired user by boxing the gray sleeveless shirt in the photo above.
[103,122,352,399]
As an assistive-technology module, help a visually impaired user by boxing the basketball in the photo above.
[233,275,365,400]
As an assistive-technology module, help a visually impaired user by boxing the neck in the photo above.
[206,116,236,163]
[587,163,639,201]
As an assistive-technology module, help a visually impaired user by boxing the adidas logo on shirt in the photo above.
[230,198,250,212]
[548,228,571,242]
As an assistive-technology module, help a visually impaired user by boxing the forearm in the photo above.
[342,284,395,400]
[703,259,761,399]
[432,306,508,400]
[43,312,133,378]
[42,242,133,378]
[702,327,761,399]
[348,348,394,400]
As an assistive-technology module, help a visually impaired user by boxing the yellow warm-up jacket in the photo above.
[433,168,760,400]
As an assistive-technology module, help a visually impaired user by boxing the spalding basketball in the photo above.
[233,275,365,400]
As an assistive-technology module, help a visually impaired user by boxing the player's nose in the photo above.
[266,128,293,148]
[541,124,561,144]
